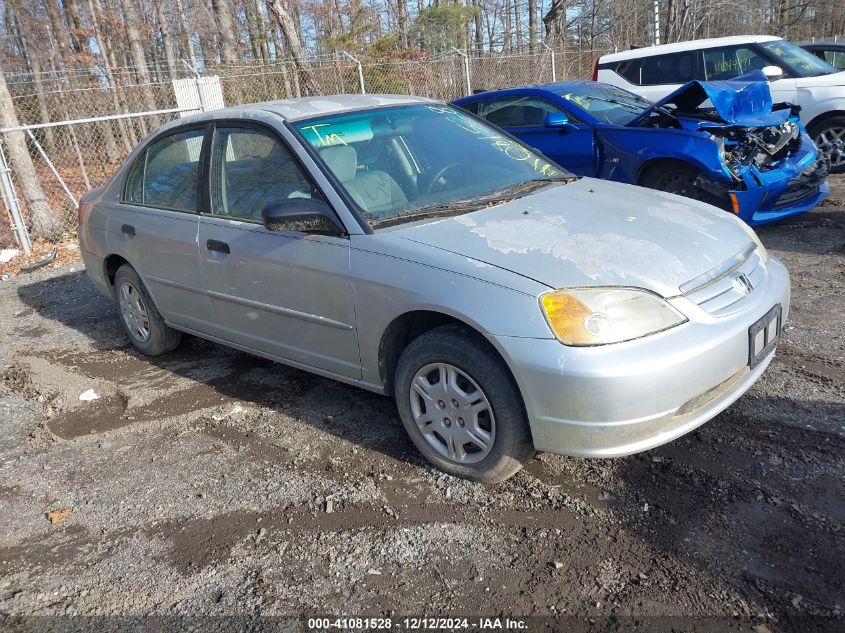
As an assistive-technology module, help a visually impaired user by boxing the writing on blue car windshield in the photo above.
[557,84,652,125]
[294,104,571,227]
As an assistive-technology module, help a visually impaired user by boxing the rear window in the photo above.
[639,51,701,85]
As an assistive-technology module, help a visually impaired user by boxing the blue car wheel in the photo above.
[641,164,727,211]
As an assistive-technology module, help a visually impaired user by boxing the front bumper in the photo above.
[730,135,828,227]
[493,257,790,457]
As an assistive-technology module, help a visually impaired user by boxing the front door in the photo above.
[198,123,361,379]
[475,95,596,176]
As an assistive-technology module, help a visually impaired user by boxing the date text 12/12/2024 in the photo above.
[308,617,528,630]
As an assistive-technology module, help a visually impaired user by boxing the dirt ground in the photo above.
[1,178,843,633]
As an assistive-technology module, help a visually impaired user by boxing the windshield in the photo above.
[556,84,651,124]
[293,104,571,228]
[758,40,837,77]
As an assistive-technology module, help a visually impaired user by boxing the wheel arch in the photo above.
[102,254,167,318]
[103,253,130,287]
[377,309,523,404]
[636,157,703,185]
[805,109,845,135]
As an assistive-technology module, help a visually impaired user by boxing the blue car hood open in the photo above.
[630,71,790,128]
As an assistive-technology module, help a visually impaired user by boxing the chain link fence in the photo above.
[1,46,609,259]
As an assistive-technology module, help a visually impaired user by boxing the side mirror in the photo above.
[261,199,344,235]
[762,65,784,80]
[545,112,575,130]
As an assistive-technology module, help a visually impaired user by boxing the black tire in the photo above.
[808,115,845,174]
[113,264,181,356]
[394,325,535,483]
[640,163,726,209]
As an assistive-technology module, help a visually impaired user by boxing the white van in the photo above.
[595,35,845,172]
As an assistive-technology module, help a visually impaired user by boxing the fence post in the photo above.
[453,48,471,96]
[0,140,32,254]
[341,51,365,95]
[540,42,556,82]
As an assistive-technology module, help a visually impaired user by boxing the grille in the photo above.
[774,182,820,210]
[681,244,765,316]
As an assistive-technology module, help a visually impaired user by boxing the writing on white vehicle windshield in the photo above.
[294,104,572,228]
[557,84,651,124]
[758,40,837,77]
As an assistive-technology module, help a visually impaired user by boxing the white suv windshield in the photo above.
[758,40,837,77]
[294,104,571,228]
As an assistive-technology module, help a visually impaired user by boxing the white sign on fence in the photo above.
[173,76,225,116]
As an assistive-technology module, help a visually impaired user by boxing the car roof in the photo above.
[164,94,436,129]
[457,81,593,99]
[599,35,782,63]
[799,41,845,49]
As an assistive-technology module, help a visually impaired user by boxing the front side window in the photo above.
[557,84,650,125]
[209,127,320,221]
[703,46,771,80]
[475,96,567,128]
[639,51,700,85]
[757,40,837,77]
[293,104,570,227]
[820,48,845,71]
[124,128,204,212]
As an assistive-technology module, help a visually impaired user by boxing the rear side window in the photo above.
[123,128,204,212]
[639,51,701,85]
[614,59,642,84]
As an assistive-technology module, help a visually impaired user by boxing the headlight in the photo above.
[540,287,687,346]
[736,219,769,263]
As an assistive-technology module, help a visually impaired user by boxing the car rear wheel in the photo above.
[113,264,181,356]
[640,163,726,209]
[394,325,535,483]
[809,116,845,174]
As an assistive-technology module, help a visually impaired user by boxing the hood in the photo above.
[630,71,789,128]
[391,178,754,298]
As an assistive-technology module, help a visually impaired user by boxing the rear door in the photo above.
[473,95,596,176]
[109,125,214,332]
[197,122,361,379]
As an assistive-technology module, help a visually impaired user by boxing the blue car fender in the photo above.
[592,125,731,186]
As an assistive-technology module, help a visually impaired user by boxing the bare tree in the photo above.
[212,0,239,63]
[118,0,161,121]
[0,61,60,239]
[156,0,179,78]
[269,0,316,95]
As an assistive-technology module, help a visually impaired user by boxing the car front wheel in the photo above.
[394,325,535,483]
[113,264,181,356]
[640,163,726,209]
[809,115,845,174]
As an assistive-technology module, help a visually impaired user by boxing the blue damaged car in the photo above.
[453,76,828,226]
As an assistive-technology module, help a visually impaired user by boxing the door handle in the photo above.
[206,239,230,254]
[121,224,135,237]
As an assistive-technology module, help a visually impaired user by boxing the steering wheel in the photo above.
[426,163,466,195]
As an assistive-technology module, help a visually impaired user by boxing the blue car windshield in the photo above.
[556,84,652,125]
[293,104,571,227]
[757,40,837,77]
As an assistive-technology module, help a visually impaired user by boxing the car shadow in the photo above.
[609,393,844,623]
[14,269,420,469]
[755,205,845,256]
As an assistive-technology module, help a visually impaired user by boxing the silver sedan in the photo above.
[78,95,789,482]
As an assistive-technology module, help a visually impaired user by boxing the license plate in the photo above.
[748,304,782,369]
